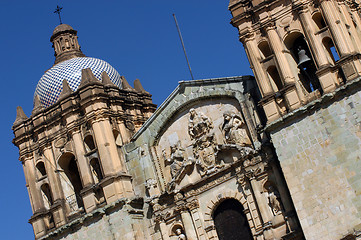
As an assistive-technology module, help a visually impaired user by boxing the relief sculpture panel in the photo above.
[155,99,254,191]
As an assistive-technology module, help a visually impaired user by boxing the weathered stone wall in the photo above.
[270,82,361,239]
[40,200,149,240]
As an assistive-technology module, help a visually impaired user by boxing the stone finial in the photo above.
[121,76,135,91]
[101,71,116,87]
[13,106,28,126]
[134,79,148,93]
[58,79,73,100]
[79,68,99,88]
[32,95,44,115]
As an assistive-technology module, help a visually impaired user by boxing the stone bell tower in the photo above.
[12,24,156,239]
[229,0,361,122]
[230,1,361,239]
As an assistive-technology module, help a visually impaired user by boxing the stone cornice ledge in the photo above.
[265,76,361,133]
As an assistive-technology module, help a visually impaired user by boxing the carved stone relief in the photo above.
[155,101,256,191]
[221,111,252,147]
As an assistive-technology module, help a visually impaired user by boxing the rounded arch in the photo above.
[283,31,304,50]
[40,183,53,209]
[204,190,248,222]
[322,37,339,64]
[150,93,246,146]
[113,129,122,146]
[89,157,104,183]
[84,134,96,152]
[36,161,47,178]
[312,12,326,30]
[58,152,84,209]
[213,199,253,240]
[204,190,253,239]
[266,65,283,91]
[258,40,272,58]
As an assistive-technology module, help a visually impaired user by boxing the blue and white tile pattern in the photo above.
[34,57,122,108]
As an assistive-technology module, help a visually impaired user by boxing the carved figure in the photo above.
[221,111,252,147]
[175,228,186,240]
[188,108,213,140]
[267,186,282,215]
[164,143,185,178]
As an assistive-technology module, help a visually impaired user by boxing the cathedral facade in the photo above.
[12,1,361,240]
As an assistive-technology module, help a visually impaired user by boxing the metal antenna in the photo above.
[173,14,194,80]
[54,5,63,24]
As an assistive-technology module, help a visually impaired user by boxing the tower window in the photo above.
[267,66,283,92]
[90,158,104,183]
[36,162,47,178]
[323,37,340,63]
[258,41,272,59]
[58,153,84,210]
[312,12,327,30]
[41,183,53,208]
[84,135,96,152]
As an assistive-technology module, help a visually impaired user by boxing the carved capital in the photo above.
[187,199,200,210]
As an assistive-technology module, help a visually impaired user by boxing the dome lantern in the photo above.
[50,24,86,65]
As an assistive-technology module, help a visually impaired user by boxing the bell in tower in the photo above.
[294,38,322,94]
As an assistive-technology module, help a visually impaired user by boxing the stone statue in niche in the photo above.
[221,111,252,147]
[175,228,186,240]
[188,108,213,140]
[267,185,282,215]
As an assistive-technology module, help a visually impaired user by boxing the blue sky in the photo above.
[0,1,252,239]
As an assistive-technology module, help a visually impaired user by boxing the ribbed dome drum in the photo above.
[34,57,122,107]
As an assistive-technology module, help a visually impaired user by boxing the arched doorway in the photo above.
[213,199,253,240]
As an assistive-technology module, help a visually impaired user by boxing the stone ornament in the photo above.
[188,108,213,140]
[163,141,194,185]
[221,111,252,147]
[175,228,186,240]
[267,185,282,216]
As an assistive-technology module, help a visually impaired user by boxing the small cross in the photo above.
[54,5,63,25]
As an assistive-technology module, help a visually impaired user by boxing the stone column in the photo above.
[249,176,273,224]
[71,129,93,187]
[71,129,98,212]
[298,8,330,67]
[158,219,170,240]
[91,117,123,176]
[266,25,295,84]
[179,207,198,240]
[43,146,63,202]
[319,0,353,56]
[243,34,274,96]
[338,2,361,53]
[23,155,44,212]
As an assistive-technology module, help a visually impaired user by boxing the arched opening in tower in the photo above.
[58,153,84,211]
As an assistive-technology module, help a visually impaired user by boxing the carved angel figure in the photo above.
[188,108,213,140]
[221,111,252,147]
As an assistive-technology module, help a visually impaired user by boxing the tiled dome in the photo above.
[34,57,122,107]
